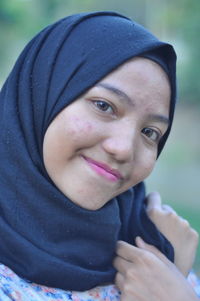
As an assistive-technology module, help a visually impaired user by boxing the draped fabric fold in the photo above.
[0,12,176,291]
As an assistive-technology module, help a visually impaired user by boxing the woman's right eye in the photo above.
[92,100,115,114]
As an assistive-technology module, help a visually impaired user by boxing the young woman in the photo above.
[0,11,198,300]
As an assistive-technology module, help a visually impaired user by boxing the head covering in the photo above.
[0,11,176,291]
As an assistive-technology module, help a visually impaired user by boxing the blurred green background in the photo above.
[0,0,199,274]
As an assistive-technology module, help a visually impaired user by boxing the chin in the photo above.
[74,198,109,211]
[67,191,113,211]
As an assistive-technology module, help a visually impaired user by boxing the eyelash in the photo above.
[92,100,115,114]
[91,99,163,143]
[142,127,162,143]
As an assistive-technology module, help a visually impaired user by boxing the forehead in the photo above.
[94,57,171,112]
[104,57,170,88]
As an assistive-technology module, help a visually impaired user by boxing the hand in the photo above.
[146,192,199,276]
[113,238,199,301]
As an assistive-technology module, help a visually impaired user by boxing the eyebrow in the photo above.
[148,114,170,125]
[95,82,170,126]
[96,82,134,106]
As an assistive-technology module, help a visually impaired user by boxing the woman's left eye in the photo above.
[142,127,161,143]
[93,100,114,114]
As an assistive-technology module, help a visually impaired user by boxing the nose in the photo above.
[102,124,137,163]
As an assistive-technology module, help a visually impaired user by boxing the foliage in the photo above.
[0,0,199,272]
[0,0,199,104]
[162,0,200,104]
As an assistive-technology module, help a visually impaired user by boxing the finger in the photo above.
[115,278,135,301]
[146,191,162,211]
[113,254,133,275]
[115,271,125,291]
[116,240,142,262]
[161,204,177,215]
[135,236,172,267]
[115,275,136,301]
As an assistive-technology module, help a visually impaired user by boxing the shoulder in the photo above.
[0,263,120,300]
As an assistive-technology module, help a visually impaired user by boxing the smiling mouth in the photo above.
[82,156,122,182]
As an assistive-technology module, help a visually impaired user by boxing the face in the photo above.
[43,58,170,210]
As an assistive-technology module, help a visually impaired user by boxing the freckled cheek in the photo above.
[65,118,97,144]
[67,116,93,132]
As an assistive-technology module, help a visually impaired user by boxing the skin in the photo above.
[146,192,199,276]
[113,192,199,301]
[113,238,199,301]
[43,57,170,210]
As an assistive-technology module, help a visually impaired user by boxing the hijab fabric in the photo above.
[0,11,177,291]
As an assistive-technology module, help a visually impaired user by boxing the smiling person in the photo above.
[0,11,198,300]
[43,57,170,211]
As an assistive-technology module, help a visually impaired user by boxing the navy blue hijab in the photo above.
[0,12,176,291]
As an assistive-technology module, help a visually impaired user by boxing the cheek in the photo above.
[43,116,98,177]
[67,116,94,136]
[65,115,97,146]
[129,153,157,187]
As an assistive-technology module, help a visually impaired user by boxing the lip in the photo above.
[82,156,122,182]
